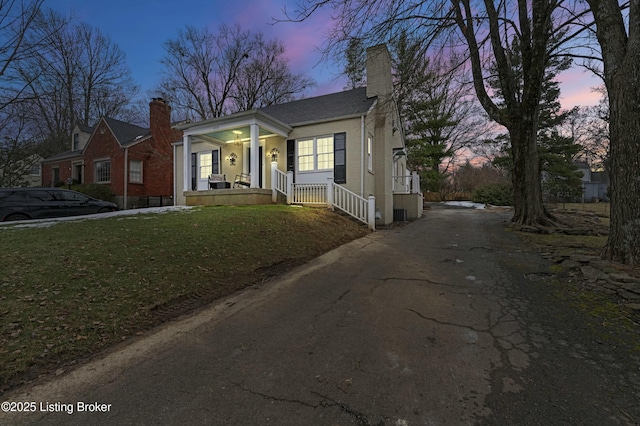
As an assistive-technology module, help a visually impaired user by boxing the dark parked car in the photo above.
[0,188,119,221]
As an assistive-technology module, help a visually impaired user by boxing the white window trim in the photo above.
[94,158,111,183]
[129,160,143,184]
[367,135,373,173]
[297,135,334,173]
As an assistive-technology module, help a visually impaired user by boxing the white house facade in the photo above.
[173,44,422,227]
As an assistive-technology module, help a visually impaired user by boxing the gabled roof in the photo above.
[259,87,376,126]
[41,149,83,163]
[77,123,94,134]
[103,117,150,147]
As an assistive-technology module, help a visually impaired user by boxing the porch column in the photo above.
[411,171,420,194]
[183,135,191,192]
[250,123,259,188]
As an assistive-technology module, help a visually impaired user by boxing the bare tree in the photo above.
[0,0,46,111]
[232,35,315,111]
[16,9,138,155]
[585,0,640,264]
[159,23,314,121]
[564,91,609,171]
[0,103,40,187]
[283,0,590,228]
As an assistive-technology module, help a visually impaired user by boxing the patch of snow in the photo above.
[443,201,486,209]
[0,206,197,229]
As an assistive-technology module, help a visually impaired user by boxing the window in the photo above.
[297,136,334,172]
[30,164,40,176]
[95,160,111,183]
[73,133,80,150]
[367,136,373,172]
[298,139,314,171]
[52,167,60,185]
[130,160,143,183]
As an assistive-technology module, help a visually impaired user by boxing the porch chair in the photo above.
[208,173,227,189]
[233,173,251,188]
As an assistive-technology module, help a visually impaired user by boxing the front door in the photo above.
[197,152,212,190]
[197,150,221,190]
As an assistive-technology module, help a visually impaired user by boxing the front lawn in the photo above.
[0,205,369,393]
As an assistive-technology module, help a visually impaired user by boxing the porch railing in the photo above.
[330,182,374,229]
[293,183,327,205]
[271,166,375,230]
[392,171,421,194]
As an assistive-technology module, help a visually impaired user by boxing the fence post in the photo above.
[271,162,277,203]
[367,195,376,231]
[286,171,293,204]
[327,178,334,209]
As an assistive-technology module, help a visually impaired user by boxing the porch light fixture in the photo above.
[269,147,279,162]
[393,149,407,158]
[227,152,237,166]
[233,130,242,146]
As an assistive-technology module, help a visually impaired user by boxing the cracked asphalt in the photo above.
[5,204,640,425]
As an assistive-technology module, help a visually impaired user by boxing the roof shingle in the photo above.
[259,87,375,126]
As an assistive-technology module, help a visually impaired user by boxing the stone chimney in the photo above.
[366,44,393,99]
[149,98,171,139]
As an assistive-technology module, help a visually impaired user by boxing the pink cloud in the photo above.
[557,67,603,109]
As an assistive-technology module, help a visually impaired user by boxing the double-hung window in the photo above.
[95,160,111,183]
[130,160,143,183]
[297,136,334,172]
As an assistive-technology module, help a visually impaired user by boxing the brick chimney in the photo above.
[149,98,171,140]
[366,44,393,99]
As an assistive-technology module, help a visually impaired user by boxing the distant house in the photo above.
[41,99,183,208]
[173,44,422,228]
[575,161,609,202]
[0,153,43,188]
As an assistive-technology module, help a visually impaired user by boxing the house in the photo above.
[0,153,43,188]
[41,99,183,208]
[173,44,423,228]
[575,161,610,202]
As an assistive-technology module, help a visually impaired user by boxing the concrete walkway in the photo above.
[2,205,639,425]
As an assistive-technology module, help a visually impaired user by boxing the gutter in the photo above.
[123,147,128,209]
[360,115,365,197]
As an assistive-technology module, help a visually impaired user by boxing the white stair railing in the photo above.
[329,179,375,230]
[274,163,375,230]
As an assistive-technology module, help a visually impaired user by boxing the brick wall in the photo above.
[40,98,182,206]
[83,120,124,193]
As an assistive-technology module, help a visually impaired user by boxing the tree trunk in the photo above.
[601,64,640,265]
[509,121,549,226]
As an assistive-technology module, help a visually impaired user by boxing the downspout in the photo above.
[360,115,365,197]
[123,147,128,209]
[173,143,177,205]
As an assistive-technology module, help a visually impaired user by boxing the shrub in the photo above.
[472,183,514,206]
[72,183,114,202]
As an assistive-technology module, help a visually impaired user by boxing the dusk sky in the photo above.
[46,0,602,110]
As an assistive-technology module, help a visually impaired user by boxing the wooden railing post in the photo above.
[327,178,334,209]
[367,195,376,231]
[286,171,293,204]
[271,162,278,203]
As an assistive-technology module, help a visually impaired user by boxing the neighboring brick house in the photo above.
[41,99,182,208]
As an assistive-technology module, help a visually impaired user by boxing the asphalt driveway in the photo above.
[2,204,639,425]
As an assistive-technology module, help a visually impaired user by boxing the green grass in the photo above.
[0,205,369,392]
[547,202,611,217]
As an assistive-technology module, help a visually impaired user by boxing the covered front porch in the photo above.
[176,110,292,199]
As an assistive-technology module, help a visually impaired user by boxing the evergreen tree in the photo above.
[488,38,583,203]
[343,37,366,90]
